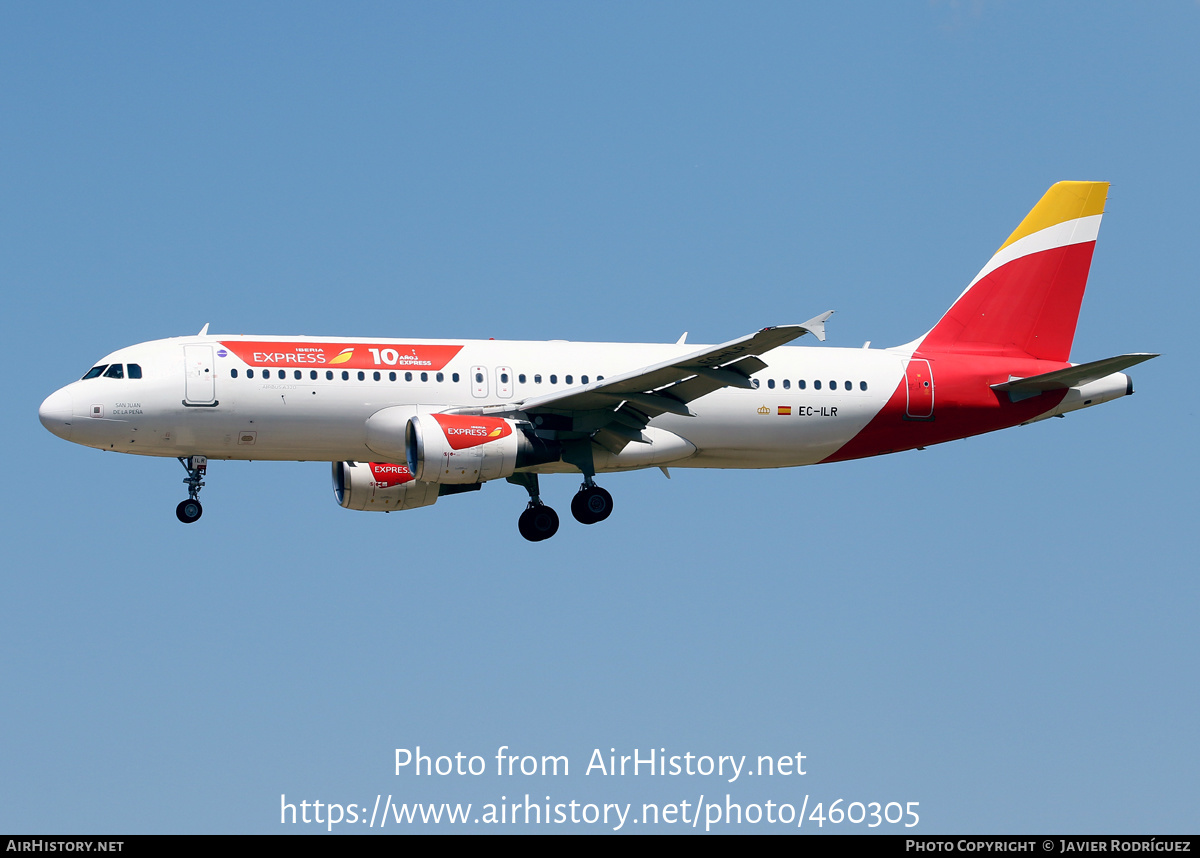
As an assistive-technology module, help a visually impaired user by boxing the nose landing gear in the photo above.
[175,456,207,524]
[176,498,203,524]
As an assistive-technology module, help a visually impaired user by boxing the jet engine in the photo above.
[405,414,556,484]
[332,461,439,511]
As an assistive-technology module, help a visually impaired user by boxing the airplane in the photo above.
[38,181,1156,541]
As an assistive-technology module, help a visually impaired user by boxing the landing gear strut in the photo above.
[561,438,614,526]
[176,455,207,524]
[508,473,559,542]
[570,479,613,525]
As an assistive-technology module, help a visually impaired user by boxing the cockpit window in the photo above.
[127,363,142,379]
[103,364,124,379]
[82,365,108,380]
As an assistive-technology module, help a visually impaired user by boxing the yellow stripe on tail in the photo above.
[996,181,1108,252]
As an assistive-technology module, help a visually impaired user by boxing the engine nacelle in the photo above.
[332,461,439,511]
[406,414,539,484]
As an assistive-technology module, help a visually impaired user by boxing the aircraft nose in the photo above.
[39,388,74,440]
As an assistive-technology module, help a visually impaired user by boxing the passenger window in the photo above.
[550,374,558,384]
[247,369,255,379]
[294,370,302,380]
[342,371,349,381]
[860,381,867,391]
[420,372,428,382]
[311,370,318,380]
[357,371,365,381]
[534,374,542,384]
[452,373,460,383]
[127,364,142,379]
[844,380,851,390]
[231,368,239,379]
[581,375,589,384]
[828,380,837,390]
[326,371,333,380]
[405,372,413,382]
[519,374,526,384]
[389,371,396,381]
[798,379,806,389]
[566,375,573,384]
[814,380,821,390]
[436,372,444,382]
[597,375,604,381]
[373,371,381,381]
[475,372,484,383]
[752,379,760,389]
[500,372,508,383]
[767,379,775,389]
[782,379,790,389]
[104,364,124,379]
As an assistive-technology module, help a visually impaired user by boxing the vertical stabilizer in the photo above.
[918,181,1108,361]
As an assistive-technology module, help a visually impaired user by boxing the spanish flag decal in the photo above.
[328,348,355,365]
[778,406,792,415]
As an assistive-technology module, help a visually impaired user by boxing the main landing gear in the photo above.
[518,503,559,542]
[508,473,614,541]
[570,479,613,525]
[175,455,207,524]
[509,473,559,542]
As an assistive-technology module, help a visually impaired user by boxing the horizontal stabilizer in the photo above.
[992,353,1159,399]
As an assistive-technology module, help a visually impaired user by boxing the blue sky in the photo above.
[2,2,1196,833]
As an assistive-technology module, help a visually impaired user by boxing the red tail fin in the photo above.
[918,181,1108,361]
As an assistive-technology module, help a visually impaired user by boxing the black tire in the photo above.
[570,486,613,524]
[518,505,559,542]
[176,499,203,524]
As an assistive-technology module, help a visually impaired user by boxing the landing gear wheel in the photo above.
[176,499,203,524]
[176,456,208,524]
[518,505,559,542]
[570,486,613,525]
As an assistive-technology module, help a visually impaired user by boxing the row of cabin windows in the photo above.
[229,369,608,385]
[82,364,143,380]
[518,374,602,385]
[231,368,459,382]
[225,368,863,391]
[79,363,866,393]
[764,378,868,391]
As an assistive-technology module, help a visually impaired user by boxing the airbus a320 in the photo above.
[39,182,1156,540]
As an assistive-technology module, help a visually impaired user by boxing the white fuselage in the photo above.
[40,334,909,472]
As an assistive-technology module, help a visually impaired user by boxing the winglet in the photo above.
[799,311,834,342]
[198,323,210,336]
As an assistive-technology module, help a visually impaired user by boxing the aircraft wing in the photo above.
[515,313,832,420]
